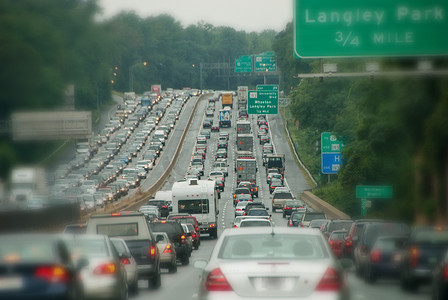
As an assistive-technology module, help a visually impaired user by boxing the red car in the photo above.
[185,223,200,250]
[328,230,347,258]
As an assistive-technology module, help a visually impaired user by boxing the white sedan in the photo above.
[194,227,351,300]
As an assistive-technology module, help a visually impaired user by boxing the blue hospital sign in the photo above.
[321,153,342,174]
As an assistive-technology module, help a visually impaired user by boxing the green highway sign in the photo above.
[356,185,393,199]
[321,132,344,153]
[254,53,277,72]
[248,88,278,114]
[256,85,279,91]
[294,0,448,58]
[235,55,253,73]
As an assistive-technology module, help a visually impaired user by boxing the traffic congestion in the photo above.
[1,89,446,300]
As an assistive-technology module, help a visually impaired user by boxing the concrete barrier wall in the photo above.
[301,191,351,220]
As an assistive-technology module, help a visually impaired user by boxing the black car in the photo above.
[432,248,448,299]
[287,209,307,227]
[0,234,83,300]
[202,118,213,128]
[147,200,170,218]
[362,235,408,283]
[245,202,267,214]
[217,140,228,150]
[400,226,448,292]
[354,221,410,279]
[149,220,191,265]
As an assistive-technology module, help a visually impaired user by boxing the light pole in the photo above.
[129,61,147,92]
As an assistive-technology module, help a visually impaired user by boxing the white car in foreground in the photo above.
[194,227,351,300]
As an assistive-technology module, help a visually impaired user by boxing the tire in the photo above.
[150,268,161,289]
[400,272,417,292]
[129,277,139,295]
[272,207,276,213]
[282,212,286,218]
[364,265,376,283]
[181,254,190,266]
[168,261,178,273]
[114,280,128,300]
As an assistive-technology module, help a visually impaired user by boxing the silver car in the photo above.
[194,227,350,300]
[64,235,128,300]
[111,238,139,295]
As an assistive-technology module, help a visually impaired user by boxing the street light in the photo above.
[129,61,148,92]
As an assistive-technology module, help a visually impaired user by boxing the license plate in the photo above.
[0,277,23,290]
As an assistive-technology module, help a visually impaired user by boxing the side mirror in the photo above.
[194,259,208,271]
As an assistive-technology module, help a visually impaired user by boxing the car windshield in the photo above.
[218,234,328,260]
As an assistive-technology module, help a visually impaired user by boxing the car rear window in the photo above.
[240,220,271,227]
[328,221,353,232]
[150,223,183,240]
[413,230,448,244]
[219,234,328,260]
[304,213,326,221]
[65,239,109,258]
[273,193,293,199]
[97,223,138,237]
[0,239,56,263]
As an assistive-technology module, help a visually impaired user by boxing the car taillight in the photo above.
[35,266,69,283]
[192,232,198,239]
[196,226,199,232]
[315,267,342,291]
[164,244,172,253]
[149,245,156,258]
[409,247,418,267]
[205,268,233,291]
[162,205,168,208]
[345,238,352,248]
[285,207,291,210]
[181,234,186,244]
[370,249,381,263]
[121,258,131,265]
[443,265,448,279]
[288,220,293,226]
[93,263,117,275]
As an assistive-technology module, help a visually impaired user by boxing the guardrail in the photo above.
[301,191,350,220]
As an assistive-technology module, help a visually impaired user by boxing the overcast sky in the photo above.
[97,0,293,32]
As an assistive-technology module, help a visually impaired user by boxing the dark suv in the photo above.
[147,199,170,218]
[149,220,191,265]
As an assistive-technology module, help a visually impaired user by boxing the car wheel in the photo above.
[272,207,276,213]
[150,268,161,289]
[364,265,376,283]
[282,212,286,218]
[182,254,190,266]
[400,271,417,292]
[114,280,128,300]
[129,277,139,295]
[169,260,178,273]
